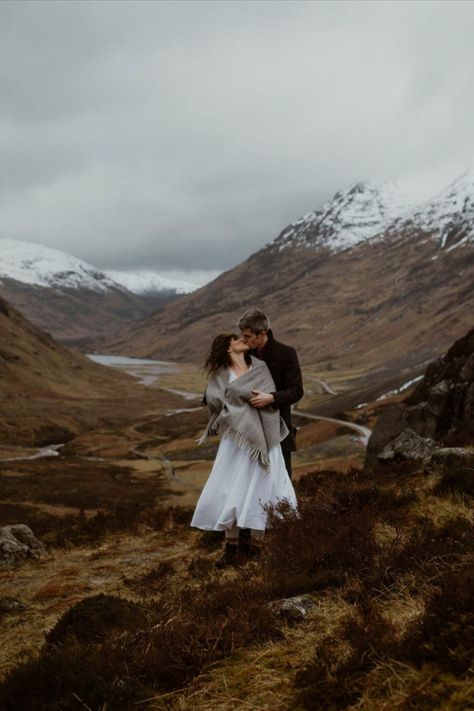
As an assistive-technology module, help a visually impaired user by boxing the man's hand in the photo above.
[249,390,274,408]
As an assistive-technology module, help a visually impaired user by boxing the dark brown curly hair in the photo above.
[204,333,250,375]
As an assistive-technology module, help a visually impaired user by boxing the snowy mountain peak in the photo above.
[274,179,413,254]
[0,239,125,292]
[395,169,474,250]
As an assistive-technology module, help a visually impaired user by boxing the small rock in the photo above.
[269,595,317,623]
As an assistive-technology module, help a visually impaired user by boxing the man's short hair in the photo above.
[238,308,270,334]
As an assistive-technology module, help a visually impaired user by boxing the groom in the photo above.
[238,308,303,479]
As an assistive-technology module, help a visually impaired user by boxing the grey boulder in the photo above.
[0,524,46,565]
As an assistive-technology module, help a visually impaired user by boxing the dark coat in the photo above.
[252,330,303,453]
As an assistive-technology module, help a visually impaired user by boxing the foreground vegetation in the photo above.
[1,461,473,710]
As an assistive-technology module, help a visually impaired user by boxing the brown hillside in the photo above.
[0,278,151,349]
[106,231,474,385]
[0,296,172,445]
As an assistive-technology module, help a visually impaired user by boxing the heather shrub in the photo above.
[45,594,145,644]
[295,565,474,709]
[47,502,156,547]
[0,568,280,708]
[0,640,147,711]
[131,577,281,691]
[295,599,397,709]
[261,470,396,597]
[401,563,474,674]
[124,559,177,595]
[1,595,150,710]
[46,502,193,548]
[433,464,474,496]
[195,529,224,550]
[383,515,474,589]
[187,553,216,577]
[168,505,194,526]
[295,468,415,508]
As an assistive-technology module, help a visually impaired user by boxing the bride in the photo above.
[191,333,297,568]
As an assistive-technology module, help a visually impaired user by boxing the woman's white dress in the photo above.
[191,369,297,532]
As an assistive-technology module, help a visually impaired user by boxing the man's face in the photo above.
[240,328,267,350]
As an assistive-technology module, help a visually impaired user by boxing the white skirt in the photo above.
[190,435,298,532]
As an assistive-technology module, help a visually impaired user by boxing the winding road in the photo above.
[293,409,372,446]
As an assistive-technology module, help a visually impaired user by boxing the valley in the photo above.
[0,351,372,688]
[0,352,370,533]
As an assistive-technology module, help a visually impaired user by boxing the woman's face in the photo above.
[228,336,250,354]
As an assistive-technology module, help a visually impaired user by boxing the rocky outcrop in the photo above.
[377,429,437,463]
[366,327,474,469]
[405,328,474,445]
[0,524,46,565]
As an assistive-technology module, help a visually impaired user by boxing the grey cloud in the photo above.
[1,0,474,271]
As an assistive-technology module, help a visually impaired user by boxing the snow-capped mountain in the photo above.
[271,170,474,256]
[106,169,474,408]
[0,239,125,292]
[0,239,151,346]
[105,270,199,296]
[273,181,414,253]
[392,169,474,250]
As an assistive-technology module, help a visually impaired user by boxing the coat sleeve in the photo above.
[271,347,304,407]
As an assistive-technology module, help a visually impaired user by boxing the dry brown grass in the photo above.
[0,526,195,683]
[148,594,352,711]
[1,452,472,710]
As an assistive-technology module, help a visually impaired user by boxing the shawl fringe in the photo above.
[218,425,270,469]
[197,420,269,468]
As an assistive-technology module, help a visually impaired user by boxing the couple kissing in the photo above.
[191,308,303,568]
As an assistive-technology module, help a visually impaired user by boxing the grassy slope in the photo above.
[0,296,183,445]
[0,459,472,710]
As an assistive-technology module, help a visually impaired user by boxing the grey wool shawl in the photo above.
[198,355,289,470]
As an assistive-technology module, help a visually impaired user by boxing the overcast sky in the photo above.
[1,0,473,279]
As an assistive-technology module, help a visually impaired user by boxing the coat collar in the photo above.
[253,329,275,358]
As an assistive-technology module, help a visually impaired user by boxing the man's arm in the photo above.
[271,347,304,407]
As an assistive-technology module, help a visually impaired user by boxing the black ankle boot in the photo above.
[215,543,238,569]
